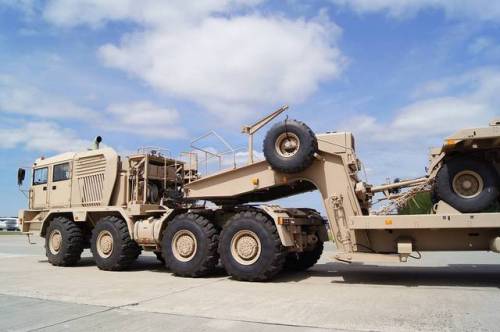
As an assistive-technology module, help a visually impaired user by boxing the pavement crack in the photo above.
[119,307,376,332]
[24,277,231,331]
[120,277,229,308]
[26,307,115,332]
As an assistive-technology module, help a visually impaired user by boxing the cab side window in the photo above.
[33,167,48,185]
[53,162,71,182]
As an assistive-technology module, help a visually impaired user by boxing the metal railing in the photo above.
[188,130,262,175]
[136,146,172,158]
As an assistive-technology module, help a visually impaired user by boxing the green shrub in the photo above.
[398,192,500,214]
[398,192,433,215]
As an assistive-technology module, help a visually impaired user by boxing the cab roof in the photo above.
[34,152,76,167]
[33,147,118,168]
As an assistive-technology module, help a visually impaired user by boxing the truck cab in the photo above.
[30,153,74,210]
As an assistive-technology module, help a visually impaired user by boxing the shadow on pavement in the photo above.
[37,255,500,287]
[275,262,500,288]
[37,255,228,278]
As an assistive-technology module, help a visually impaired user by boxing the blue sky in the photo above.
[1,0,499,216]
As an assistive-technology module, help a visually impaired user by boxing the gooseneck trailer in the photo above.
[18,108,500,281]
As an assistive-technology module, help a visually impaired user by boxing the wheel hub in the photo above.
[231,230,261,265]
[275,133,300,158]
[49,230,62,254]
[452,170,484,199]
[172,230,197,262]
[176,235,195,257]
[236,236,259,259]
[97,230,114,258]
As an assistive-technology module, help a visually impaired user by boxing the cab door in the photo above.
[49,162,72,208]
[31,167,49,209]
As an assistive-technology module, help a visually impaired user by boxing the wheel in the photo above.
[284,241,324,271]
[219,211,286,281]
[263,119,317,174]
[434,158,499,213]
[45,216,84,266]
[90,216,141,271]
[161,214,218,277]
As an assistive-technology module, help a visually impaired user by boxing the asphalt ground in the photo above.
[1,234,500,331]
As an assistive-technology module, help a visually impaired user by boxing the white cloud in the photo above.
[345,68,500,144]
[107,101,179,125]
[331,0,500,22]
[338,67,499,184]
[98,15,343,121]
[0,121,89,152]
[0,75,98,120]
[42,0,263,28]
[0,73,187,139]
[36,1,345,123]
[104,101,186,139]
[411,80,450,99]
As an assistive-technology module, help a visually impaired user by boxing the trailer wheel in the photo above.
[435,158,499,213]
[219,211,286,281]
[45,216,84,266]
[263,119,317,174]
[161,214,219,277]
[91,216,141,271]
[284,241,324,271]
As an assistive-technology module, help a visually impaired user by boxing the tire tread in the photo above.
[219,210,286,282]
[263,119,317,174]
[162,213,219,277]
[91,216,141,271]
[45,216,84,266]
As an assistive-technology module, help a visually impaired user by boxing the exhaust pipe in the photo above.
[92,136,102,150]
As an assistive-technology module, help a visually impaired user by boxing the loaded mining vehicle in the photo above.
[17,107,500,281]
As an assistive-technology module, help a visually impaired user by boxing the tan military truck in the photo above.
[18,109,500,281]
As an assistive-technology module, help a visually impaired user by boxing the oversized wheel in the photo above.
[219,211,286,281]
[263,119,318,174]
[91,216,141,271]
[284,241,324,271]
[45,216,84,266]
[161,214,219,277]
[434,158,499,213]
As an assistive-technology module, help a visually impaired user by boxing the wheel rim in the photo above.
[49,229,62,255]
[171,230,197,262]
[96,230,114,258]
[452,170,484,199]
[275,132,300,158]
[230,230,261,265]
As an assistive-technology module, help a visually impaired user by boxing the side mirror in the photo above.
[17,168,26,186]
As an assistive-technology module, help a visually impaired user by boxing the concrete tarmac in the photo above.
[1,234,499,331]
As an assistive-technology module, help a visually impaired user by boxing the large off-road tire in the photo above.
[161,214,219,277]
[284,241,324,271]
[434,158,499,213]
[219,211,286,281]
[91,216,141,271]
[45,216,85,266]
[263,119,318,174]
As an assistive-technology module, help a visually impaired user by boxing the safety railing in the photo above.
[187,130,261,177]
[136,146,172,158]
